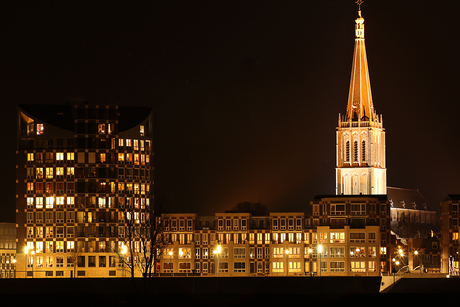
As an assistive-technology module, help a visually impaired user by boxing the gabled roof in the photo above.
[387,187,434,212]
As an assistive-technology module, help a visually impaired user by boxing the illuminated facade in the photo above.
[16,103,153,278]
[158,202,391,277]
[0,223,16,278]
[440,195,460,274]
[336,8,386,195]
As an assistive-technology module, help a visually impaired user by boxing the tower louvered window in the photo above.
[353,140,358,162]
[345,141,350,162]
[361,140,366,162]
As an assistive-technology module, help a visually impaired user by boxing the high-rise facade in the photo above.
[0,223,16,278]
[16,103,153,278]
[336,9,386,196]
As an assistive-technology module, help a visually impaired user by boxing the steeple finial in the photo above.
[346,0,374,122]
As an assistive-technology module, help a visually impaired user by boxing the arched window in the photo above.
[345,141,350,162]
[353,140,358,162]
[361,140,366,162]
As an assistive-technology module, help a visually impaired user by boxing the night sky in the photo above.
[1,1,460,222]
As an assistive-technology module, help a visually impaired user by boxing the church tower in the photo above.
[336,5,386,195]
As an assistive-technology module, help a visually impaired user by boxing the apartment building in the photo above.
[157,195,391,277]
[0,223,16,278]
[16,103,153,278]
[440,194,460,274]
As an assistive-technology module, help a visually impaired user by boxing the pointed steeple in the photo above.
[346,6,375,122]
[336,2,386,196]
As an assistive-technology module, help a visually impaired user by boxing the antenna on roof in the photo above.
[355,0,364,11]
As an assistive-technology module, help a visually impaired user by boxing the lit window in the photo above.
[272,261,284,273]
[140,125,144,136]
[98,124,106,134]
[36,242,44,253]
[100,153,106,163]
[141,184,145,195]
[27,153,34,163]
[118,153,124,162]
[56,152,64,161]
[126,153,132,164]
[27,182,34,194]
[98,197,106,208]
[56,197,65,206]
[36,124,44,135]
[46,197,54,208]
[67,167,74,177]
[67,197,74,207]
[126,139,132,147]
[36,168,43,179]
[134,139,139,150]
[46,167,53,179]
[67,152,74,161]
[67,241,75,252]
[46,182,53,193]
[118,139,124,147]
[56,167,64,177]
[36,197,43,209]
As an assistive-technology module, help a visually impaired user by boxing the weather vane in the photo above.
[356,0,364,11]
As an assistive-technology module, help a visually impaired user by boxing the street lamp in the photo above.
[285,249,290,276]
[213,245,222,277]
[121,244,127,277]
[24,246,28,279]
[318,245,323,277]
[169,250,173,277]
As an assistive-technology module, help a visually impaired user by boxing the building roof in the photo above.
[387,187,434,212]
[443,194,460,201]
[312,194,388,201]
[345,9,377,122]
[19,104,152,133]
[118,106,152,132]
[19,104,74,131]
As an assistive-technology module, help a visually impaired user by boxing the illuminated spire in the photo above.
[346,3,376,122]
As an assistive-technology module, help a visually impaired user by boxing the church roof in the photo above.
[312,194,388,201]
[387,187,434,212]
[345,9,377,122]
[443,194,460,201]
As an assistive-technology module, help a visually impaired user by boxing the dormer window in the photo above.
[37,124,44,135]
